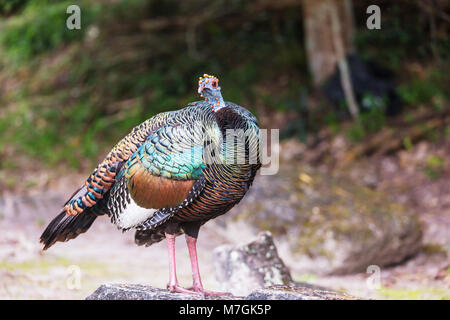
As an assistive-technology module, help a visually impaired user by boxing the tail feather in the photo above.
[40,209,98,250]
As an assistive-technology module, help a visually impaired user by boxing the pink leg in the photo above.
[185,234,230,296]
[165,233,196,294]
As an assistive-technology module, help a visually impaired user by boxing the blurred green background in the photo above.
[0,0,448,180]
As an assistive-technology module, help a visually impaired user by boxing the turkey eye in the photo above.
[212,81,217,88]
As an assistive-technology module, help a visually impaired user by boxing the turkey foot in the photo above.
[167,284,198,295]
[186,285,231,296]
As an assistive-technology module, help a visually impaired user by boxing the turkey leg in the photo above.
[165,232,195,294]
[185,234,230,296]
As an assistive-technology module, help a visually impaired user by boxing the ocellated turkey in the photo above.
[40,74,261,295]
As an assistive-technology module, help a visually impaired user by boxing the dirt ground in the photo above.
[0,192,448,300]
[0,216,223,299]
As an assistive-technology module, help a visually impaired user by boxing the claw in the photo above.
[186,285,232,296]
[167,284,199,295]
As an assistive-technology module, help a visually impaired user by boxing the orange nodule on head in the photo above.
[198,74,218,82]
[198,74,220,95]
[197,74,225,112]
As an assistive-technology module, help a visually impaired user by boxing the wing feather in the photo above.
[63,112,171,216]
[108,112,218,230]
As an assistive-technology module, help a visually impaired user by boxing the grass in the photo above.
[293,274,318,283]
[398,70,449,108]
[0,254,129,299]
[377,286,450,300]
[0,0,101,64]
[0,256,106,274]
[424,155,444,180]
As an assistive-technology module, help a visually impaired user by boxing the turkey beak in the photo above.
[198,84,205,96]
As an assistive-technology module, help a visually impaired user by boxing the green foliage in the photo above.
[346,106,386,142]
[346,122,366,142]
[424,155,444,180]
[0,0,311,169]
[0,96,147,168]
[345,93,387,142]
[402,137,413,151]
[360,93,386,112]
[354,4,447,72]
[324,112,340,134]
[0,0,101,63]
[0,0,448,173]
[398,69,448,108]
[0,0,28,15]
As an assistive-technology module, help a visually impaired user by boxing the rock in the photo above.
[86,283,359,300]
[213,231,292,296]
[247,285,359,300]
[86,284,222,300]
[213,162,423,275]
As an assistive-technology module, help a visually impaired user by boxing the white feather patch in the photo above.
[117,198,155,229]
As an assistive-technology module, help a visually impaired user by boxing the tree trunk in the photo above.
[301,0,355,86]
[302,0,359,119]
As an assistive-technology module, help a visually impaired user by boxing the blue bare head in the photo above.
[198,74,226,112]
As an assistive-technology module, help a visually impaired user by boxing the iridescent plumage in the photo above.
[40,74,261,295]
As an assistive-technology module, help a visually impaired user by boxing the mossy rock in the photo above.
[217,162,422,275]
[86,283,359,300]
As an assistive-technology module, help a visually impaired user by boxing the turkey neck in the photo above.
[213,106,247,135]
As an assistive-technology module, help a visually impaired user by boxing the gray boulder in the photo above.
[86,284,222,300]
[86,283,359,300]
[247,285,359,300]
[213,231,292,296]
[214,163,423,275]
